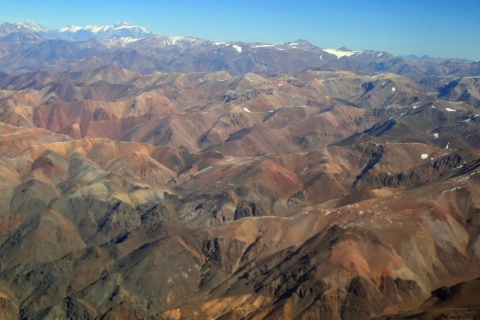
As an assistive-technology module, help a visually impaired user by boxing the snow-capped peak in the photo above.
[55,22,152,40]
[58,22,149,33]
[16,20,47,32]
[58,25,111,33]
[112,22,149,32]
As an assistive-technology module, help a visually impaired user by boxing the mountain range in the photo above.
[0,21,479,88]
[0,21,479,319]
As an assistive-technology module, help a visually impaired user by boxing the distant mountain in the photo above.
[0,20,478,86]
[15,20,48,32]
[0,29,44,43]
[45,22,152,41]
[400,54,472,63]
[0,21,47,37]
[400,54,447,62]
[0,21,151,41]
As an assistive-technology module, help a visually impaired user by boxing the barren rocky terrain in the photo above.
[0,22,479,319]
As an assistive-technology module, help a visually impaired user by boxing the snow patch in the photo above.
[59,25,85,33]
[445,107,456,112]
[433,133,439,138]
[170,36,186,45]
[193,166,213,177]
[451,171,480,183]
[253,44,276,48]
[442,187,464,195]
[300,167,309,175]
[243,107,252,113]
[446,141,449,149]
[117,37,140,45]
[323,48,358,58]
[391,87,396,92]
[232,45,242,53]
[421,154,429,160]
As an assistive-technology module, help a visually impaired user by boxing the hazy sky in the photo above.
[2,0,479,60]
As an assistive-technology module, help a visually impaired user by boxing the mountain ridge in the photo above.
[0,20,477,81]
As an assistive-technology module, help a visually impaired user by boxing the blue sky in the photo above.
[1,0,479,60]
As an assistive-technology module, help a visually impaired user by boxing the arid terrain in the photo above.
[0,21,479,319]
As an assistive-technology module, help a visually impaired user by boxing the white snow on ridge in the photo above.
[253,44,276,48]
[57,23,149,35]
[445,108,456,112]
[391,87,396,92]
[119,37,140,45]
[115,25,149,33]
[232,45,242,53]
[58,25,112,33]
[421,154,429,160]
[323,48,358,58]
[433,133,439,138]
[243,107,252,113]
[58,26,83,33]
[17,21,46,32]
[170,36,186,45]
[90,25,112,33]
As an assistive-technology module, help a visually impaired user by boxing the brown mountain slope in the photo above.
[0,67,479,319]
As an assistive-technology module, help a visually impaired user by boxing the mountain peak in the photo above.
[54,22,152,41]
[286,39,317,50]
[114,22,131,27]
[0,20,47,37]
[17,20,47,32]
